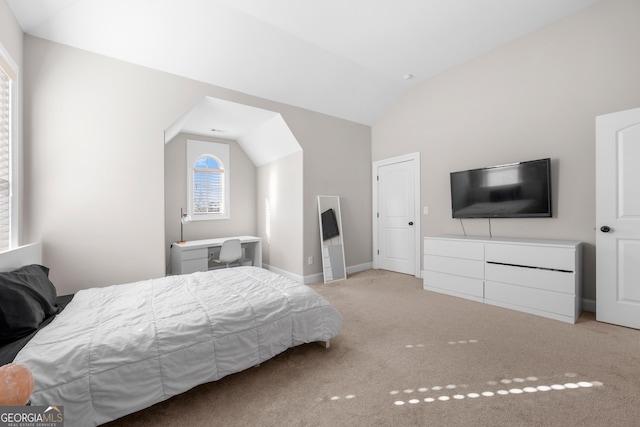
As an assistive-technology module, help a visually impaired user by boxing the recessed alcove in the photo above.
[164,96,303,278]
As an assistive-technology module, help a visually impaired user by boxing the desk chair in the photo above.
[214,239,243,268]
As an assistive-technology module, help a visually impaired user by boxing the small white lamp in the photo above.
[178,208,191,244]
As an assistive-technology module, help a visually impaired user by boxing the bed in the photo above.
[0,243,342,426]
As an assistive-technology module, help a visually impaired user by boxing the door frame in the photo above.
[372,152,421,278]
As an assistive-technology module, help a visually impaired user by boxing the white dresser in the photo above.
[423,236,582,323]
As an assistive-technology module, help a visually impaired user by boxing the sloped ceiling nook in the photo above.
[165,96,302,166]
[164,96,305,278]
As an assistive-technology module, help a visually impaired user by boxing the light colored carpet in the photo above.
[105,269,640,426]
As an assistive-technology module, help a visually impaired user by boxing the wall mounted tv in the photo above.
[450,158,552,218]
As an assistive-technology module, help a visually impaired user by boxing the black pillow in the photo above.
[0,264,59,345]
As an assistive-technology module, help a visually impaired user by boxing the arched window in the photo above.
[187,140,230,220]
[193,155,224,214]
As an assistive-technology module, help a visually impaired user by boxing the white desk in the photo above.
[171,236,262,275]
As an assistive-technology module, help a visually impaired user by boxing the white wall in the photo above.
[372,0,640,302]
[21,35,372,293]
[257,151,304,277]
[0,2,21,57]
[23,38,169,294]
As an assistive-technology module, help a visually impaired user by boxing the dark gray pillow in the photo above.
[0,264,59,345]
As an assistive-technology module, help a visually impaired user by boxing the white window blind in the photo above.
[187,140,230,220]
[193,156,224,214]
[0,64,12,251]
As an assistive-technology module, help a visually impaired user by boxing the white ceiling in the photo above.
[8,0,600,130]
[165,97,301,166]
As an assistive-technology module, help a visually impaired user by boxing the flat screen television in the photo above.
[321,208,340,240]
[450,158,552,218]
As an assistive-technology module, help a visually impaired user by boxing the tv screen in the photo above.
[321,208,340,240]
[450,158,552,218]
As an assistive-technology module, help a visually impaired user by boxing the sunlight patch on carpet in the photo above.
[404,340,479,348]
[488,376,535,385]
[390,383,460,395]
[316,394,357,402]
[391,378,603,407]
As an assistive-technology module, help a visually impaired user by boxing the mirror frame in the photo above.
[317,195,346,283]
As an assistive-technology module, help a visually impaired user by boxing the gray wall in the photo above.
[284,111,372,277]
[372,0,640,302]
[21,35,372,294]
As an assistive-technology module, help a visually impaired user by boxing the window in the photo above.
[193,155,224,214]
[187,140,230,220]
[0,44,17,251]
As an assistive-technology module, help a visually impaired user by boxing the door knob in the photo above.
[600,226,611,233]
[408,221,414,226]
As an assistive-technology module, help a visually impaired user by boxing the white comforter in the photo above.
[14,267,342,426]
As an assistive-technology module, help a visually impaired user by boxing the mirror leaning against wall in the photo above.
[317,195,347,283]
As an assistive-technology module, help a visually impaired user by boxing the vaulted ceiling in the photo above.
[8,0,600,126]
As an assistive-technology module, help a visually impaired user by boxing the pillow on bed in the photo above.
[0,264,59,345]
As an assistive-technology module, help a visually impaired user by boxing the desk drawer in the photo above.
[179,248,207,261]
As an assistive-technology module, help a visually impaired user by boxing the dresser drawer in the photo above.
[485,281,575,317]
[424,238,484,260]
[485,243,575,272]
[424,254,484,279]
[423,270,484,299]
[485,262,575,294]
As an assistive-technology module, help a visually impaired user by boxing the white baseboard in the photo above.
[303,272,324,285]
[262,264,306,283]
[264,262,374,285]
[305,262,373,284]
[582,298,596,313]
[347,262,373,275]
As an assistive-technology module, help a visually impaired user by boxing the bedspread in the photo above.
[14,267,342,426]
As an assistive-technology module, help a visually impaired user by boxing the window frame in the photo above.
[193,154,225,215]
[0,42,19,251]
[187,140,230,221]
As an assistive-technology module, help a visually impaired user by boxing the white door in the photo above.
[376,158,417,275]
[596,106,640,329]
